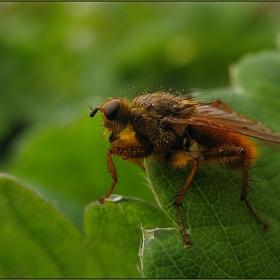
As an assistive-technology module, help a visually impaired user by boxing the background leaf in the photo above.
[0,173,99,278]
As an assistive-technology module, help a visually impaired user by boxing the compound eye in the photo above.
[104,99,121,121]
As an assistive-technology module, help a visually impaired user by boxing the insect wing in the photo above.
[166,104,280,144]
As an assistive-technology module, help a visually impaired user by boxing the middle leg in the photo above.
[169,145,266,246]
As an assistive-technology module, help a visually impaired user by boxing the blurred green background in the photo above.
[1,2,280,232]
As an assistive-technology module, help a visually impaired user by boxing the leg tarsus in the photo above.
[242,197,269,230]
[175,205,193,247]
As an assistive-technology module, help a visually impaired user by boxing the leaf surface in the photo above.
[0,174,99,278]
[84,195,173,278]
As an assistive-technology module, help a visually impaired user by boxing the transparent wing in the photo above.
[167,104,280,144]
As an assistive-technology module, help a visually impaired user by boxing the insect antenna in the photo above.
[87,105,100,118]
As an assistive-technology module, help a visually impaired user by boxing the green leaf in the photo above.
[141,158,280,278]
[0,173,100,278]
[139,50,280,278]
[84,195,174,278]
[232,50,280,99]
[230,50,280,131]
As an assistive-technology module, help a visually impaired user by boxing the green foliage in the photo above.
[1,2,280,278]
[1,50,280,278]
[141,159,280,277]
[85,196,173,277]
[0,174,100,278]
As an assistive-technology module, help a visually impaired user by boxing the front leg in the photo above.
[99,145,153,203]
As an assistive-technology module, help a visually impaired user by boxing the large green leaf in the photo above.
[141,156,280,277]
[84,195,174,278]
[139,50,280,277]
[0,173,100,278]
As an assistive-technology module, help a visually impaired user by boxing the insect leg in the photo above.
[239,148,269,230]
[173,153,201,247]
[99,147,118,204]
[171,145,245,206]
[200,146,268,229]
[171,146,268,246]
[202,146,269,230]
[99,145,152,204]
